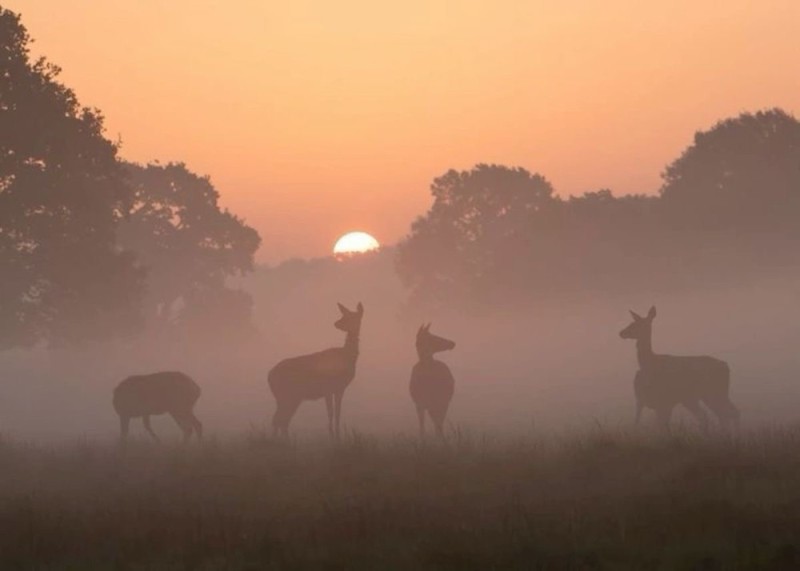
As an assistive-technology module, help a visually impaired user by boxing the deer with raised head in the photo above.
[113,371,203,443]
[410,323,456,438]
[620,306,739,431]
[268,302,363,439]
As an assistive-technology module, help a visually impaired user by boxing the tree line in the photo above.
[0,7,260,349]
[396,109,800,308]
[3,5,800,349]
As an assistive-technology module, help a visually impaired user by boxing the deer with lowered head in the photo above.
[620,306,739,431]
[268,302,363,439]
[113,371,203,444]
[410,323,456,438]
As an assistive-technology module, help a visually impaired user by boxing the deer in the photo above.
[410,323,456,438]
[112,371,203,443]
[268,302,363,439]
[620,306,739,431]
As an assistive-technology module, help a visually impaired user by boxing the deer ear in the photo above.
[647,306,657,319]
[357,302,364,314]
[337,302,348,314]
[629,310,642,321]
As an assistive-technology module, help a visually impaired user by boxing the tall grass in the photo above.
[1,427,800,570]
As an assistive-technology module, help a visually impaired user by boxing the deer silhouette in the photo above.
[620,306,739,431]
[268,302,363,439]
[112,371,203,443]
[410,323,456,438]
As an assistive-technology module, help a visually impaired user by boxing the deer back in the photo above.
[269,346,357,400]
[638,354,730,408]
[113,371,200,417]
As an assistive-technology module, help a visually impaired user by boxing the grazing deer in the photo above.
[410,323,456,438]
[268,302,363,439]
[620,306,739,431]
[113,371,203,443]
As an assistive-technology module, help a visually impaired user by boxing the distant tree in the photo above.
[118,162,261,339]
[0,7,143,348]
[396,111,800,310]
[660,109,800,236]
[396,164,556,305]
[544,190,660,291]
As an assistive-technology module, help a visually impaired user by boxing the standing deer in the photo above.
[410,323,456,438]
[268,302,363,439]
[112,371,203,443]
[620,306,739,431]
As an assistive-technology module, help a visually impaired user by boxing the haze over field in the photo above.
[0,2,799,442]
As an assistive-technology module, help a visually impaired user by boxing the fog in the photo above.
[1,248,797,443]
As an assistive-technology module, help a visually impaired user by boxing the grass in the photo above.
[2,426,800,570]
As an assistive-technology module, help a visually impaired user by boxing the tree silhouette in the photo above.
[397,110,800,309]
[118,162,261,339]
[396,164,556,305]
[0,7,143,348]
[543,190,659,292]
[658,109,800,274]
[661,109,800,236]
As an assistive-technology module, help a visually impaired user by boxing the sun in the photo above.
[333,231,380,258]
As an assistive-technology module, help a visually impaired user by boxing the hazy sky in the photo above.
[12,1,800,262]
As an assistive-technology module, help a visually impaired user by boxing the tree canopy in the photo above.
[0,7,142,348]
[660,108,800,236]
[118,162,261,340]
[396,110,800,308]
[0,8,263,350]
[396,164,556,304]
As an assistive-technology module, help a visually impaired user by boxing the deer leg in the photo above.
[275,399,301,440]
[190,412,203,440]
[143,415,160,443]
[119,415,130,444]
[416,406,426,438]
[728,401,741,432]
[634,400,643,426]
[272,402,284,438]
[325,395,334,438]
[434,418,445,439]
[706,397,740,431]
[333,392,344,440]
[683,401,709,434]
[655,407,673,432]
[432,409,446,439]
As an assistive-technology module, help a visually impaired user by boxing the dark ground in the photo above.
[2,427,800,570]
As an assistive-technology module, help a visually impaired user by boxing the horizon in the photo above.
[11,0,800,263]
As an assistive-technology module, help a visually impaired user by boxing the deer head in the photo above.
[416,323,456,359]
[334,302,364,334]
[619,306,656,340]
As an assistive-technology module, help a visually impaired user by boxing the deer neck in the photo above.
[417,349,434,363]
[343,330,360,361]
[636,333,654,369]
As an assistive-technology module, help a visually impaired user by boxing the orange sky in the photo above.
[12,1,800,262]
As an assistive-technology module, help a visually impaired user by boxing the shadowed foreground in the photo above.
[2,429,800,570]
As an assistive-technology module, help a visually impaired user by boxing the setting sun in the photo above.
[333,231,380,257]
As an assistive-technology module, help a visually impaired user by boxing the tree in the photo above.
[0,7,143,348]
[660,109,800,236]
[118,162,261,339]
[542,190,660,292]
[396,164,556,305]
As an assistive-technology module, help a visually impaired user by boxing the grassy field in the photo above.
[2,427,800,570]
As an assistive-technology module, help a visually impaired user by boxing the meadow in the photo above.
[3,426,800,570]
